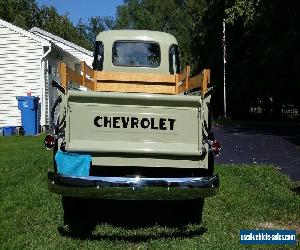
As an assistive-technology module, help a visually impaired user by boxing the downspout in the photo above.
[40,45,51,129]
[42,45,51,58]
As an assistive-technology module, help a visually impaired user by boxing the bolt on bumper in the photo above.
[48,172,219,200]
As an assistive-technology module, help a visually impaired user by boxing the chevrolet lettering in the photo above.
[94,116,176,130]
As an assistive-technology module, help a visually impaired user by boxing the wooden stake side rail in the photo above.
[59,62,210,95]
[176,66,190,94]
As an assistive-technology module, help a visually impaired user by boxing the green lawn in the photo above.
[0,135,299,249]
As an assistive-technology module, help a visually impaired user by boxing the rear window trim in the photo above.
[112,40,161,68]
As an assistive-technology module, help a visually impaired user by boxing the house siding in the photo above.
[0,24,43,126]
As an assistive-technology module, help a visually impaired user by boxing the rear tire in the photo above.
[62,197,95,237]
[62,196,76,224]
[207,151,214,176]
[187,199,204,224]
[167,199,204,224]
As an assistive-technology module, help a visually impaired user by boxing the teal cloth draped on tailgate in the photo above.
[55,151,91,177]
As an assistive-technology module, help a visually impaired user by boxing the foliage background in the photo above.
[1,0,299,119]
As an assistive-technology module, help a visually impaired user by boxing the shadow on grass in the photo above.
[291,186,300,195]
[58,225,207,242]
[58,198,206,240]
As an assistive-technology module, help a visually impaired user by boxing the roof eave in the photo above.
[30,27,93,57]
[0,18,50,46]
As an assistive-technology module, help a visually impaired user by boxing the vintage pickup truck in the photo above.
[45,30,220,222]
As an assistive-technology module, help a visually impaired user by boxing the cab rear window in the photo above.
[112,41,160,68]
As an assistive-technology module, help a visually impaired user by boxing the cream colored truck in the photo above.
[45,30,220,221]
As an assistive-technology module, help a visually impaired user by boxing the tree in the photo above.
[115,0,194,67]
[82,16,115,45]
[224,0,300,119]
[0,0,93,50]
[0,0,39,29]
[36,5,92,50]
[1,0,299,119]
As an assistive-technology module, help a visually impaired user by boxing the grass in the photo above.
[0,135,299,249]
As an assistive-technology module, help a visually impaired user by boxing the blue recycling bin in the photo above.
[16,96,40,135]
[2,126,17,136]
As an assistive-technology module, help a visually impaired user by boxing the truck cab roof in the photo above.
[95,30,179,74]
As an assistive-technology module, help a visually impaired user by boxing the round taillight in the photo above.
[211,140,221,156]
[44,134,55,150]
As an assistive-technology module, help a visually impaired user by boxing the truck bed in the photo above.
[59,62,210,95]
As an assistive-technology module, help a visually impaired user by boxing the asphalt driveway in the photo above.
[214,122,300,181]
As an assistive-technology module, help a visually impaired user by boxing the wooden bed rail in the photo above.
[59,62,210,95]
[59,62,96,90]
[176,65,190,94]
[81,61,96,90]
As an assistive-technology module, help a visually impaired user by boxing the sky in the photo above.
[36,0,124,24]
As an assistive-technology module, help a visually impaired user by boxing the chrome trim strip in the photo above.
[48,172,219,200]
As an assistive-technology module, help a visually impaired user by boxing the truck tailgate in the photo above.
[65,91,202,157]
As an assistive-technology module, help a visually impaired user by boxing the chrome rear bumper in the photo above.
[48,172,219,200]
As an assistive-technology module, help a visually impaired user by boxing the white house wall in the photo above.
[0,24,44,126]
